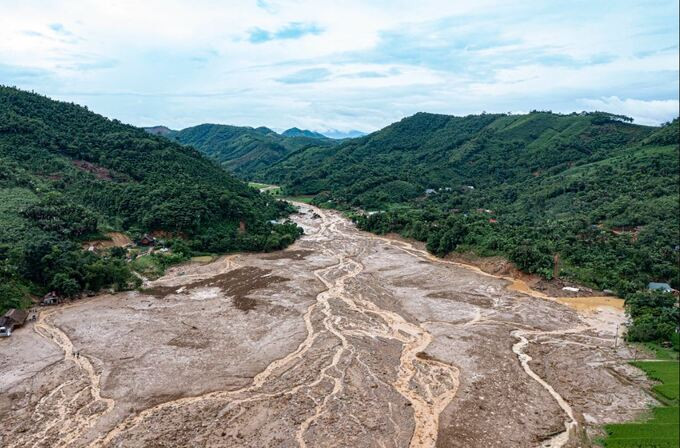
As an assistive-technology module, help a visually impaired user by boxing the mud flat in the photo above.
[0,205,654,447]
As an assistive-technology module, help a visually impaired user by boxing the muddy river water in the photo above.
[0,204,654,447]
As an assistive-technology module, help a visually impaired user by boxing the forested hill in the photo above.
[0,86,300,312]
[262,111,680,345]
[264,111,659,203]
[164,123,337,178]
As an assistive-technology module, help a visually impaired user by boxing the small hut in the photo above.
[139,234,156,246]
[42,291,60,306]
[0,309,28,337]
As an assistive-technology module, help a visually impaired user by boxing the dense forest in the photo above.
[157,123,336,178]
[261,111,679,347]
[0,86,301,313]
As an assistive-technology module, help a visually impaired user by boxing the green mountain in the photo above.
[281,127,328,139]
[266,111,660,202]
[262,111,679,343]
[169,123,337,178]
[0,86,300,312]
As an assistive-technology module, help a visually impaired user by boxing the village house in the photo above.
[0,308,28,337]
[139,234,156,246]
[647,282,673,293]
[41,291,60,306]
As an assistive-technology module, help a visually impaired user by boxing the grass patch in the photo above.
[190,255,215,263]
[131,252,190,280]
[249,182,282,195]
[130,254,165,279]
[638,343,679,361]
[282,196,314,204]
[603,359,679,447]
[248,182,272,189]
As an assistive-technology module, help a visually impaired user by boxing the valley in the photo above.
[0,204,654,447]
[1,3,678,446]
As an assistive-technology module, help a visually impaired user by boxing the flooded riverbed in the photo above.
[0,205,653,448]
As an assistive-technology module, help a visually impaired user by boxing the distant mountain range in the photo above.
[142,124,367,177]
[142,124,346,178]
[280,128,367,139]
[281,127,328,139]
[319,129,367,139]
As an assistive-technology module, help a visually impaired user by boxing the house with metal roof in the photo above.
[647,282,673,293]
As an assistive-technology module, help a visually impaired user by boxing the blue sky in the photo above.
[0,0,678,132]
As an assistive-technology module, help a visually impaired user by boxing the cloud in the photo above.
[0,63,51,80]
[248,22,323,43]
[0,0,677,131]
[276,67,330,84]
[48,22,75,37]
[339,70,392,79]
[580,96,679,126]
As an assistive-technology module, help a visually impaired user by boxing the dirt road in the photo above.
[0,205,654,447]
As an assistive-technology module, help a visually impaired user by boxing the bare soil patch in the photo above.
[82,232,132,250]
[143,266,288,312]
[261,249,313,260]
[72,159,113,180]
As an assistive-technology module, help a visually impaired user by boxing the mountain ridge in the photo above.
[162,123,339,178]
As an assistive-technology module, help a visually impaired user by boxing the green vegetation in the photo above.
[249,182,273,189]
[637,343,680,361]
[0,86,302,313]
[260,111,679,347]
[631,361,679,402]
[249,182,282,195]
[626,292,679,349]
[166,123,337,178]
[282,196,315,204]
[129,250,189,280]
[603,360,679,447]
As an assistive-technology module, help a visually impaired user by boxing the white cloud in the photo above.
[580,96,679,126]
[0,0,677,130]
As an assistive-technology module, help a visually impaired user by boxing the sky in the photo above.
[0,0,678,133]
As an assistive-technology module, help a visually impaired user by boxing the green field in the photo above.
[631,361,679,402]
[282,196,315,204]
[603,360,679,447]
[249,182,282,195]
[638,343,680,361]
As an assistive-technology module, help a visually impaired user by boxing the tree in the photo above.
[50,273,81,298]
